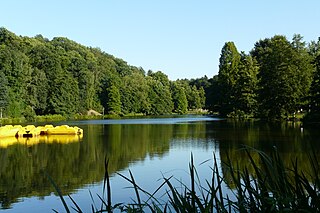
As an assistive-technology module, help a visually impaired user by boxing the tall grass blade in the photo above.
[213,154,224,211]
[68,194,83,212]
[44,171,70,213]
[49,146,320,212]
[189,153,196,211]
[118,171,169,210]
[164,178,183,212]
[103,157,112,213]
[89,190,98,212]
[96,193,108,209]
[128,170,142,210]
[144,174,172,205]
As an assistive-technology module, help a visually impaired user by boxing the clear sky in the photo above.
[1,0,320,80]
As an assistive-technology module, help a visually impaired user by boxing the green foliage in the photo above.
[251,35,313,120]
[217,42,258,118]
[218,42,241,116]
[26,68,48,114]
[147,76,173,115]
[175,79,207,111]
[6,90,24,118]
[224,148,320,212]
[78,70,95,112]
[23,105,36,122]
[189,76,211,109]
[34,114,66,122]
[171,82,188,114]
[205,75,219,112]
[233,52,258,117]
[54,148,320,212]
[198,86,206,108]
[2,27,320,121]
[188,85,202,110]
[0,71,9,111]
[144,71,174,115]
[213,35,316,120]
[105,85,121,115]
[48,71,80,115]
[147,70,170,87]
[0,28,208,118]
[120,72,150,114]
[291,34,315,109]
[310,51,320,115]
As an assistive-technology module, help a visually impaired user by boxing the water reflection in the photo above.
[0,135,83,148]
[0,123,175,209]
[208,120,320,189]
[0,117,319,211]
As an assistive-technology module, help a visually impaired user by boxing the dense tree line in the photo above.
[195,34,320,120]
[2,28,320,121]
[0,28,205,119]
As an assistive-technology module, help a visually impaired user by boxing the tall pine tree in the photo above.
[218,42,241,116]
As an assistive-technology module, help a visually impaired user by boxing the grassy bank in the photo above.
[0,112,210,125]
[0,114,67,124]
[51,147,320,212]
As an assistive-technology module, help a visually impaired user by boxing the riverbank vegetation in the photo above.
[0,28,205,123]
[53,148,320,212]
[210,35,320,121]
[1,28,320,121]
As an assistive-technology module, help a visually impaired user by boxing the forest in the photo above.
[0,28,320,121]
[0,28,205,120]
[210,34,320,120]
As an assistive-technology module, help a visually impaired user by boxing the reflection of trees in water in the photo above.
[214,120,320,189]
[0,124,174,209]
[1,120,319,209]
[104,124,173,171]
[170,123,211,149]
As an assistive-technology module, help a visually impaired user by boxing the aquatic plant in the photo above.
[50,147,320,212]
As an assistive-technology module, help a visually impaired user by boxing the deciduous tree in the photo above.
[251,35,313,119]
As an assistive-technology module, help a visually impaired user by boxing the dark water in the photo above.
[0,116,319,212]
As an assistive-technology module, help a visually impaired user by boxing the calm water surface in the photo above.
[0,116,320,212]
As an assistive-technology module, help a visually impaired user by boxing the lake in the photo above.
[0,115,319,212]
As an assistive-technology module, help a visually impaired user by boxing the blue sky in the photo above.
[1,0,320,80]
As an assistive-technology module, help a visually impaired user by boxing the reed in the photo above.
[51,147,320,212]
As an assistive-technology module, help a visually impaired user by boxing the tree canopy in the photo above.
[1,28,320,121]
[204,34,317,120]
[0,28,205,119]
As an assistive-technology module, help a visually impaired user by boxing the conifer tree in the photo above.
[218,42,241,116]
